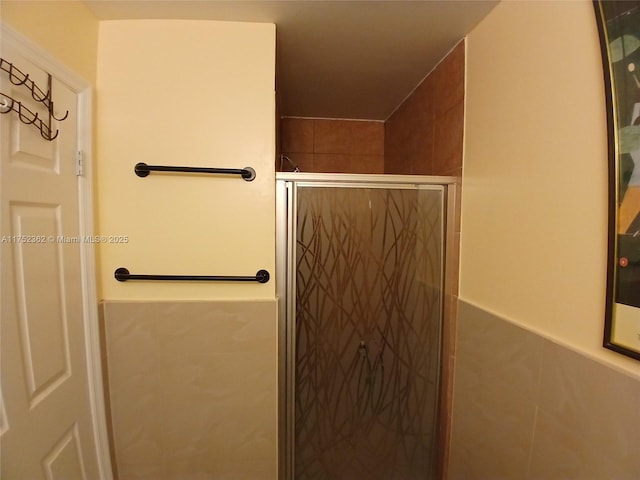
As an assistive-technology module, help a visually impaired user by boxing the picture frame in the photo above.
[594,0,640,361]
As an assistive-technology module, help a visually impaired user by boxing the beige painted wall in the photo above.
[462,0,639,375]
[1,0,98,85]
[96,20,276,300]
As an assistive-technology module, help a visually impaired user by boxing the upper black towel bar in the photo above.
[114,267,270,283]
[134,162,256,181]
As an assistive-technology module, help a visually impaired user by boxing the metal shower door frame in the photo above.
[275,172,456,480]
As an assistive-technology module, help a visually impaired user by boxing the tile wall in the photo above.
[450,300,640,479]
[279,118,384,173]
[384,41,464,178]
[100,300,278,480]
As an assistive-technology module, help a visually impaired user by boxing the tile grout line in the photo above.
[525,338,547,479]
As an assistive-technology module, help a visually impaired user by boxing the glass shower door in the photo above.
[290,183,444,480]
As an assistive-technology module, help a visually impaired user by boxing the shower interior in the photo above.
[276,173,454,480]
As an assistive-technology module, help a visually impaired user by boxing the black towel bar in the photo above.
[134,162,256,181]
[114,267,269,283]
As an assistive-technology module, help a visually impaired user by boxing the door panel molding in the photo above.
[42,423,88,480]
[1,22,113,480]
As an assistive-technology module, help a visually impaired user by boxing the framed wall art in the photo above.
[594,0,640,360]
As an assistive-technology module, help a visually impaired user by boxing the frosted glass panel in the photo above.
[295,186,443,480]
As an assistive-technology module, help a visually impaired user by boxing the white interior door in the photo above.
[1,44,102,480]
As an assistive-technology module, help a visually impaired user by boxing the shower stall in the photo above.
[276,173,455,480]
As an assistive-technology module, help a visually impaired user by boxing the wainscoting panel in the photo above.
[449,300,640,479]
[100,300,278,480]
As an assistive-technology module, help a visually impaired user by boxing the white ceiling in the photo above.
[84,0,499,120]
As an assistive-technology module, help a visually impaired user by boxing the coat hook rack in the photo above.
[0,92,59,140]
[0,58,69,141]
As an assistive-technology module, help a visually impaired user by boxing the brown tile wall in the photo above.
[279,118,384,173]
[278,41,463,178]
[384,40,464,178]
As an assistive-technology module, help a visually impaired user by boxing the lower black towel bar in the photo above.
[114,267,270,283]
[134,162,256,181]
